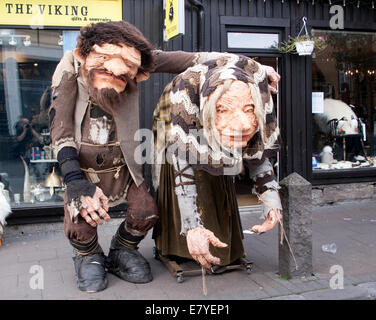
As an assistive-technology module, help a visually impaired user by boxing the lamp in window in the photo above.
[23,36,31,47]
[58,35,64,46]
[8,36,17,46]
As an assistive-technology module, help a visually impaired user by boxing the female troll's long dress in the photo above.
[153,163,245,266]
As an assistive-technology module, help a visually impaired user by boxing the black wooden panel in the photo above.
[210,0,221,51]
[248,0,256,17]
[219,0,226,16]
[233,0,241,16]
[220,16,290,27]
[240,0,248,16]
[123,0,134,23]
[273,0,282,19]
[321,3,331,21]
[256,0,265,18]
[265,0,273,18]
[282,0,290,19]
[225,0,233,16]
[190,3,197,51]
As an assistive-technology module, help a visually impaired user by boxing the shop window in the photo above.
[312,30,376,171]
[227,32,279,50]
[0,29,78,208]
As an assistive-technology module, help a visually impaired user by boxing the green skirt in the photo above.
[153,163,245,266]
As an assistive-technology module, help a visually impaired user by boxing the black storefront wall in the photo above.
[136,0,376,186]
[7,0,376,224]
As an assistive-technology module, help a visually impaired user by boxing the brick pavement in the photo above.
[0,199,375,300]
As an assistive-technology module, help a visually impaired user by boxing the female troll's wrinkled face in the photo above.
[215,80,258,148]
[81,43,143,93]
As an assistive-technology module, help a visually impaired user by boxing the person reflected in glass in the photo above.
[15,116,41,161]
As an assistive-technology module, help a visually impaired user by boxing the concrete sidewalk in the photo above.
[0,200,375,300]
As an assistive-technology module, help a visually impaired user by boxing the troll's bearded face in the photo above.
[83,43,142,93]
[75,43,148,114]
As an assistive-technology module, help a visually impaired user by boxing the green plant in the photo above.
[277,34,327,54]
[280,274,292,280]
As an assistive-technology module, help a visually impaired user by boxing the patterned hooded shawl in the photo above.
[152,54,280,189]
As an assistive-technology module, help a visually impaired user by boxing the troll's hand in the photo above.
[79,187,110,227]
[251,209,282,233]
[186,226,228,269]
[264,65,281,94]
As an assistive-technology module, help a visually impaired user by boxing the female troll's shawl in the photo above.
[152,54,280,189]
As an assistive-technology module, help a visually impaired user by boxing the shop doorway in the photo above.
[235,56,280,210]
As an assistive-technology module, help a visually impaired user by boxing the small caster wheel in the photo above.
[246,265,252,274]
[177,274,184,283]
[153,247,159,260]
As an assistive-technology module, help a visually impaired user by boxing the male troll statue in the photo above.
[49,21,280,292]
[152,54,282,270]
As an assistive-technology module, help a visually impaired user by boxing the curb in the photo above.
[264,282,376,300]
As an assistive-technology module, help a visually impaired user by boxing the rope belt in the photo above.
[81,164,126,180]
[79,140,124,179]
[79,141,121,147]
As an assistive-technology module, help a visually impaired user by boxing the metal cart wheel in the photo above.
[246,265,253,274]
[153,246,160,260]
[176,273,184,283]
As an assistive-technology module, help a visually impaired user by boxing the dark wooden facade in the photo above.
[6,0,376,223]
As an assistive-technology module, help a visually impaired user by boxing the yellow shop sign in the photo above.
[0,0,122,27]
[165,0,184,40]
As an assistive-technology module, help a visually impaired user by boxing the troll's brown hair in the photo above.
[77,21,154,72]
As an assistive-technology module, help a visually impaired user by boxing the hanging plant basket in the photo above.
[276,17,327,56]
[295,40,315,56]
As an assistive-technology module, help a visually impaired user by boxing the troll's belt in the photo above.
[81,164,126,180]
[79,140,124,180]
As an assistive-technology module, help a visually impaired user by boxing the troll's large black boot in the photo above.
[106,230,153,284]
[73,245,108,293]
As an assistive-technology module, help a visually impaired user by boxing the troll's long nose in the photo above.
[103,57,128,77]
[232,111,252,132]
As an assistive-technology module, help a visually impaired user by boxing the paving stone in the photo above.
[344,275,360,285]
[263,272,306,294]
[349,274,375,285]
[313,279,330,290]
[264,294,306,300]
[0,275,18,298]
[0,260,37,277]
[368,274,376,282]
[257,286,288,297]
[1,284,43,300]
[202,270,262,297]
[41,256,73,272]
[357,282,376,300]
[249,273,293,296]
[0,252,19,265]
[301,286,369,300]
[131,286,170,300]
[207,288,270,300]
[288,278,324,293]
[41,283,89,300]
[17,248,57,263]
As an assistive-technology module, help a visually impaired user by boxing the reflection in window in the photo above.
[312,30,376,171]
[0,29,69,208]
[227,32,279,49]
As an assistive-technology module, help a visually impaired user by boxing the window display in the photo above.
[312,30,376,171]
[0,29,77,208]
